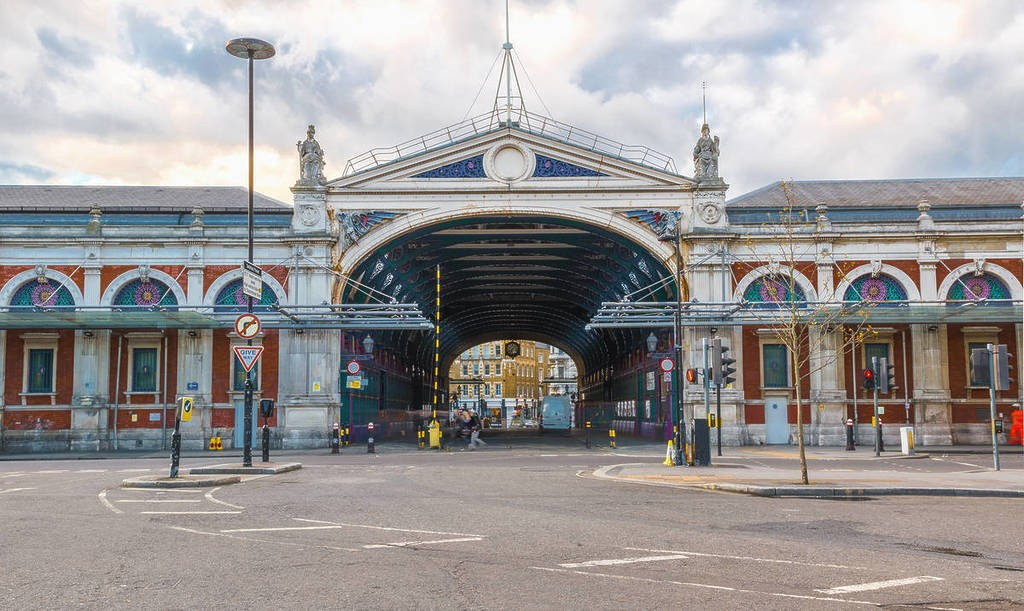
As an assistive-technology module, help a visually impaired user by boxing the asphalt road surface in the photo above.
[2,441,1022,610]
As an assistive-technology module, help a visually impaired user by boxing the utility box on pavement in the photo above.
[428,421,441,449]
[692,418,711,466]
[899,426,915,456]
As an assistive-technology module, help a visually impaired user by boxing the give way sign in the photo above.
[233,346,264,372]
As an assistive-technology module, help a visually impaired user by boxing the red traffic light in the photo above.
[862,368,875,390]
[685,368,698,384]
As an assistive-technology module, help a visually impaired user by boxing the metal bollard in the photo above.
[262,424,270,462]
[331,423,340,454]
[344,425,351,447]
[417,426,425,450]
[609,428,616,449]
[585,421,592,449]
[367,422,376,453]
[845,418,855,451]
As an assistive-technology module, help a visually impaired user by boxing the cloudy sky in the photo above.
[2,0,1022,203]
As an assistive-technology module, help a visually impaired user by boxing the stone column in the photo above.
[910,323,952,444]
[809,327,847,446]
[71,329,110,451]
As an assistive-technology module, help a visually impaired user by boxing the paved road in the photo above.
[2,442,1022,609]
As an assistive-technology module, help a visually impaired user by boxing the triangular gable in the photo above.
[330,128,693,190]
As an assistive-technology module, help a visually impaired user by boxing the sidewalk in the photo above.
[594,445,1024,498]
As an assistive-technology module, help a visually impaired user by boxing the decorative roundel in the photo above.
[484,143,535,183]
[947,273,1010,302]
[844,274,908,303]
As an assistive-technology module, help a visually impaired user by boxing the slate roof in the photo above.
[0,186,291,213]
[727,177,1024,209]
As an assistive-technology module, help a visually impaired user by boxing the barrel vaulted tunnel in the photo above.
[339,214,681,377]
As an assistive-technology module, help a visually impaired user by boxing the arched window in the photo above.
[213,279,277,312]
[743,275,806,307]
[947,273,1011,303]
[11,279,74,307]
[113,279,178,308]
[844,274,908,305]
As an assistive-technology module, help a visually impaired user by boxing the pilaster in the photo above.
[910,323,952,444]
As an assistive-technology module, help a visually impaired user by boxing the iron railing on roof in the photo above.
[343,108,677,176]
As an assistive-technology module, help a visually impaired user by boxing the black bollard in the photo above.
[585,421,591,449]
[331,423,340,454]
[845,418,855,451]
[262,424,270,462]
[367,422,376,453]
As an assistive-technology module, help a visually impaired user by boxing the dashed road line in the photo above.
[0,487,36,495]
[140,510,242,515]
[627,547,866,570]
[560,554,690,568]
[117,468,152,473]
[363,537,484,549]
[290,517,484,537]
[75,469,108,473]
[531,566,880,606]
[116,499,202,503]
[816,576,944,595]
[35,469,68,474]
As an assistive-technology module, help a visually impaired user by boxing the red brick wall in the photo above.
[3,330,75,405]
[3,409,71,430]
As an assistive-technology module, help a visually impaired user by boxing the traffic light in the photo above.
[994,344,1014,391]
[970,347,991,387]
[876,357,895,393]
[712,338,737,386]
[685,368,699,384]
[862,368,875,390]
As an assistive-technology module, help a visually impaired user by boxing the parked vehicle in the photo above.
[539,395,572,432]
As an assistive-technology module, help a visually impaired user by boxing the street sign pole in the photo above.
[988,343,1001,471]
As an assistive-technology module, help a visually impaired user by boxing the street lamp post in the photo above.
[226,37,275,467]
[673,213,687,466]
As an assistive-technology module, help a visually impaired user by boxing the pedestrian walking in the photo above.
[468,410,487,449]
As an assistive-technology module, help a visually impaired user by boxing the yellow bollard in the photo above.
[428,420,442,449]
[609,429,617,449]
[663,440,675,466]
[209,437,217,451]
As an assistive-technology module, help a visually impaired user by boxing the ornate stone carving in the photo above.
[190,206,204,228]
[698,201,722,224]
[692,123,720,180]
[34,264,48,283]
[972,258,986,276]
[296,124,326,186]
[87,206,102,234]
[138,264,150,282]
[870,260,882,278]
[300,205,320,227]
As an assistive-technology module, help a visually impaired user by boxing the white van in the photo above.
[540,395,572,432]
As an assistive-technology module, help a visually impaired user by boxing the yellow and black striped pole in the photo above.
[433,264,441,421]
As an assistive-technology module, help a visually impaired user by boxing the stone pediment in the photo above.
[328,128,695,192]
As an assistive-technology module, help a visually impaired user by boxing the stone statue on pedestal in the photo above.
[296,124,326,185]
[692,123,720,180]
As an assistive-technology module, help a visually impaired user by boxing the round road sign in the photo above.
[346,360,361,375]
[659,357,675,373]
[234,313,261,339]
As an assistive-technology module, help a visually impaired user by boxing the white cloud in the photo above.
[1,0,1022,203]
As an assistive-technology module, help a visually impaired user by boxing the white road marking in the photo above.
[560,554,690,568]
[98,490,123,514]
[167,526,361,551]
[0,487,36,495]
[816,576,944,595]
[290,517,484,537]
[205,487,244,510]
[363,537,484,549]
[222,525,346,533]
[628,547,865,570]
[75,469,108,473]
[138,507,241,511]
[116,499,202,503]
[531,567,880,607]
[117,468,152,473]
[1,473,25,478]
[35,469,68,474]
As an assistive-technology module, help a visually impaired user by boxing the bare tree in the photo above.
[740,181,875,485]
